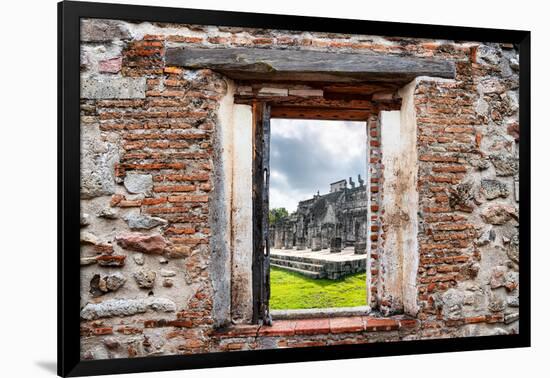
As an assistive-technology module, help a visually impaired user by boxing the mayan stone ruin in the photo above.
[79,18,520,359]
[270,176,368,279]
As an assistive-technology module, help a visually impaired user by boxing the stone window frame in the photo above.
[219,80,421,325]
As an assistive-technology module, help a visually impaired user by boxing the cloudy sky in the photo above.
[270,118,367,213]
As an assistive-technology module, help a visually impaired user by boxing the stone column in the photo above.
[330,237,342,253]
[296,237,306,250]
[311,234,322,251]
[354,241,367,254]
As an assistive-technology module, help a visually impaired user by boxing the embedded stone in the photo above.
[477,45,500,65]
[505,271,519,292]
[507,232,519,264]
[80,213,91,227]
[90,274,125,297]
[481,205,518,225]
[96,255,126,267]
[461,261,480,280]
[133,253,145,265]
[489,153,518,177]
[440,289,464,320]
[116,233,168,254]
[81,19,130,42]
[162,278,174,288]
[80,256,98,266]
[90,274,106,297]
[98,207,118,219]
[81,76,146,99]
[475,98,489,117]
[505,312,519,324]
[478,77,504,94]
[463,284,484,309]
[509,56,519,71]
[476,228,496,246]
[105,272,127,291]
[165,245,191,259]
[81,231,100,245]
[133,269,156,289]
[480,179,509,200]
[507,291,519,307]
[123,173,153,195]
[81,124,119,198]
[160,269,176,277]
[99,57,122,73]
[103,337,120,350]
[449,181,474,209]
[80,297,176,320]
[124,213,168,230]
[489,266,507,289]
[469,156,490,171]
[158,257,169,264]
[488,291,506,312]
[504,91,519,113]
[80,50,90,70]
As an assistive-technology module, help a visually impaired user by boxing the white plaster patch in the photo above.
[231,104,254,322]
[398,80,420,317]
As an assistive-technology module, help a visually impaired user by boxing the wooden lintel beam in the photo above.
[234,95,401,112]
[270,106,373,121]
[165,47,456,83]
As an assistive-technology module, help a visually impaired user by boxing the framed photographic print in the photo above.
[58,0,530,376]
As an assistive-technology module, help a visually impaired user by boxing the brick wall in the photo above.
[79,19,520,359]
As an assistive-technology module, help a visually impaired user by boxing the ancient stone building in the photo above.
[79,17,520,359]
[270,175,368,254]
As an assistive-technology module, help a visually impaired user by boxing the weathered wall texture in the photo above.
[79,18,520,359]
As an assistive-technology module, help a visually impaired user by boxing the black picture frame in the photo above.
[58,1,531,376]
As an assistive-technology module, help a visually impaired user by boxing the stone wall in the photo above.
[79,18,520,359]
[270,178,367,253]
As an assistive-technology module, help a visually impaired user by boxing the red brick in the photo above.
[288,340,327,348]
[398,319,419,329]
[168,237,208,245]
[110,194,124,206]
[223,342,245,350]
[142,197,167,205]
[329,316,365,334]
[259,320,296,336]
[364,317,399,331]
[116,326,142,335]
[117,200,142,208]
[432,165,467,173]
[165,227,196,235]
[294,318,330,335]
[164,66,183,75]
[92,327,113,335]
[168,195,209,203]
[166,36,204,43]
[154,185,196,193]
[465,316,486,324]
[419,154,458,163]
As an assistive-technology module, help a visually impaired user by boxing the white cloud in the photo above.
[269,118,367,212]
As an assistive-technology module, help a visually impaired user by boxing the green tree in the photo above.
[269,208,289,224]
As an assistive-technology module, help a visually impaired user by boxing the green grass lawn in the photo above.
[270,266,367,310]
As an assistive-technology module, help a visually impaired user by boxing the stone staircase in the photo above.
[270,251,366,280]
[270,256,325,279]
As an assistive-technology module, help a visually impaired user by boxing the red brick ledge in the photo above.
[213,316,416,338]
